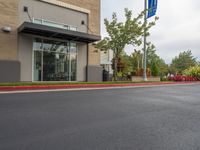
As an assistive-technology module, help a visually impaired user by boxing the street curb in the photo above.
[0,82,199,92]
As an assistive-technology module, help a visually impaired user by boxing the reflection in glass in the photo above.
[33,18,77,31]
[33,38,77,81]
[43,52,71,81]
[34,51,42,81]
[70,42,77,53]
[42,40,68,53]
[70,42,77,81]
[33,38,43,51]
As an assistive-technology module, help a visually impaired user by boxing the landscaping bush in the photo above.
[168,75,198,82]
[183,66,200,80]
[161,76,169,81]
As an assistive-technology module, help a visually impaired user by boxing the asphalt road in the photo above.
[1,84,200,150]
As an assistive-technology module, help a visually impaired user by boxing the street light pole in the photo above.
[143,0,148,81]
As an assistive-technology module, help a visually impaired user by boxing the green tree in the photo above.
[170,50,197,74]
[184,66,200,80]
[146,43,168,76]
[130,43,168,77]
[121,54,133,76]
[131,49,143,71]
[157,58,169,77]
[151,61,159,76]
[95,8,158,80]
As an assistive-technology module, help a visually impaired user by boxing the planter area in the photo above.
[168,75,198,82]
[131,76,161,82]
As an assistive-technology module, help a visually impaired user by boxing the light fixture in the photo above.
[1,26,12,33]
[23,6,28,12]
[23,6,32,22]
[81,20,85,25]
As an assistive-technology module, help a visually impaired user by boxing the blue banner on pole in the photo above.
[147,0,157,18]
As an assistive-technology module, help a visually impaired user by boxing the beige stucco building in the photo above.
[0,0,101,82]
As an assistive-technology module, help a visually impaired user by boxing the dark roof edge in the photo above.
[18,22,101,43]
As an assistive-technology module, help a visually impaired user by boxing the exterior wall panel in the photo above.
[19,0,88,33]
[0,60,20,82]
[18,35,33,82]
[87,65,102,82]
[59,0,101,66]
[0,0,20,60]
[77,44,87,81]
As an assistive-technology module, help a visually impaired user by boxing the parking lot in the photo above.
[1,84,200,150]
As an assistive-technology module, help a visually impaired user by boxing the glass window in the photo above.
[43,51,56,81]
[43,20,69,30]
[69,26,77,31]
[42,40,56,52]
[33,38,78,81]
[33,19,43,24]
[70,53,77,81]
[42,39,68,53]
[70,42,77,53]
[33,18,77,31]
[33,38,43,51]
[42,52,73,81]
[33,51,42,81]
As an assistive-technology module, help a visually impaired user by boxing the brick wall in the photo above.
[0,0,20,60]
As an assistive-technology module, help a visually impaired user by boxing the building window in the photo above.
[33,18,77,31]
[33,38,77,81]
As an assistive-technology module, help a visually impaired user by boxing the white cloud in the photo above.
[101,0,200,64]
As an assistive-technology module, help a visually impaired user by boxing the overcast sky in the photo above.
[101,0,200,64]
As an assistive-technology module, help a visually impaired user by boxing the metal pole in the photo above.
[143,0,148,81]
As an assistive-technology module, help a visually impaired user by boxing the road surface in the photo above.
[1,84,200,150]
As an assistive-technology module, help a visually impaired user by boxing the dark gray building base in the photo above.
[0,60,20,83]
[87,65,103,82]
[0,62,103,83]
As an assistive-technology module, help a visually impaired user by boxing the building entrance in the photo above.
[33,38,77,81]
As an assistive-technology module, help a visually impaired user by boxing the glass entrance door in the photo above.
[33,51,42,81]
[69,43,77,81]
[33,38,77,81]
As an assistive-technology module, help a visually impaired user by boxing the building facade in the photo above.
[0,0,101,82]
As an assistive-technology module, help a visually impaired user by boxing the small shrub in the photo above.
[161,76,169,81]
[168,75,198,82]
[183,66,200,80]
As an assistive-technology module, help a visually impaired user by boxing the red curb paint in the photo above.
[0,82,199,91]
